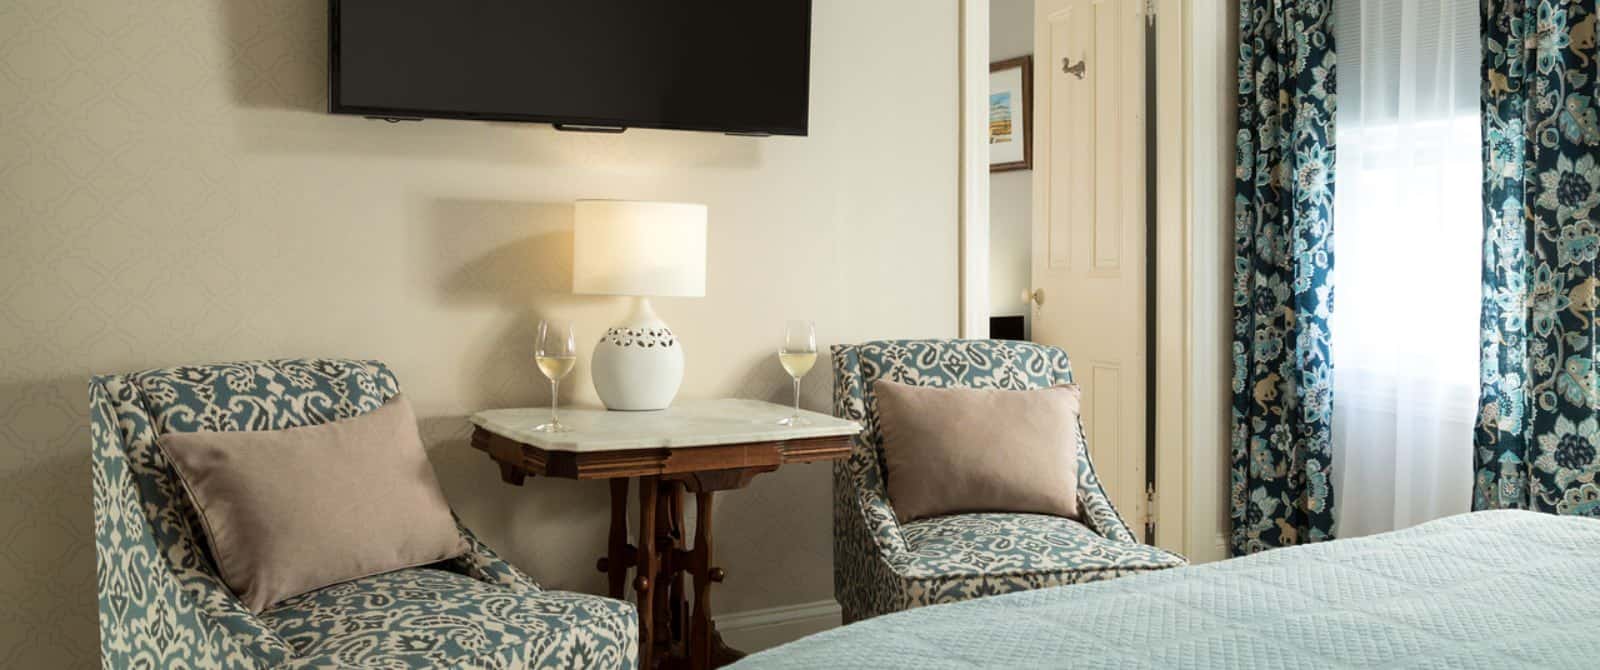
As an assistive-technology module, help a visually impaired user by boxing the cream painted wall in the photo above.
[989,0,1033,333]
[0,0,959,665]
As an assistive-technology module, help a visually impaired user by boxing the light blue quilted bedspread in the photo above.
[733,511,1600,669]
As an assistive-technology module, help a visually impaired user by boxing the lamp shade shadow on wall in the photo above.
[418,197,619,595]
[429,200,576,303]
[424,199,590,406]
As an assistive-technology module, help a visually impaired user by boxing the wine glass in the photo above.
[534,320,577,432]
[777,320,817,425]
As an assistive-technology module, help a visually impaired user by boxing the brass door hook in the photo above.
[1062,56,1086,79]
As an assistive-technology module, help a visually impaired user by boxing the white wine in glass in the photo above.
[536,355,577,380]
[535,320,577,433]
[778,320,816,425]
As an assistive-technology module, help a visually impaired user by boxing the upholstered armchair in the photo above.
[92,359,637,668]
[831,339,1186,622]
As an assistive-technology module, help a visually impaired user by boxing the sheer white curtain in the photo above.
[1331,0,1481,538]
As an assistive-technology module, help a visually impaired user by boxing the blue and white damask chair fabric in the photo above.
[831,339,1187,622]
[92,359,637,669]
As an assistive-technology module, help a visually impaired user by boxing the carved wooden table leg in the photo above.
[664,482,688,654]
[710,632,745,667]
[635,476,659,670]
[604,478,631,599]
[653,481,682,661]
[689,491,715,668]
[682,489,745,668]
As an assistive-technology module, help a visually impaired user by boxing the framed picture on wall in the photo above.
[989,55,1032,172]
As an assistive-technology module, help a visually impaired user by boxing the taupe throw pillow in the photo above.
[874,380,1080,524]
[158,394,467,613]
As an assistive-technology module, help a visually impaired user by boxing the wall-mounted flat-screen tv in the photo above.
[328,1,813,136]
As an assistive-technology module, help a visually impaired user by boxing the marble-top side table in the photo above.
[470,399,862,670]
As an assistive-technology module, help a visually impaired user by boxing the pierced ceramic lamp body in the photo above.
[573,200,707,411]
[589,297,684,410]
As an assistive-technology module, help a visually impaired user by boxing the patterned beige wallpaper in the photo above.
[0,0,959,665]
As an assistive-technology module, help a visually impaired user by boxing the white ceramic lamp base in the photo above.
[590,298,684,411]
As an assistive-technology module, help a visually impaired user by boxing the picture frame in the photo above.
[989,55,1033,172]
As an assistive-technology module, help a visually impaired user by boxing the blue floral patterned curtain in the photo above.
[1475,0,1600,515]
[1231,0,1338,555]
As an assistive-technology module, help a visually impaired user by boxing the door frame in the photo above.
[1169,0,1235,564]
[956,0,1232,561]
[959,0,991,339]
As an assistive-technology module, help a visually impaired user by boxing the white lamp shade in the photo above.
[573,200,707,297]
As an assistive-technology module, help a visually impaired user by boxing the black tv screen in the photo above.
[329,1,812,136]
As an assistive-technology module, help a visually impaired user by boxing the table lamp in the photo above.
[573,200,707,411]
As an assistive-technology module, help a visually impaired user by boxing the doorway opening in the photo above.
[968,0,1162,544]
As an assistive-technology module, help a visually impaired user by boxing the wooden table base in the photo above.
[469,424,855,670]
[598,475,749,670]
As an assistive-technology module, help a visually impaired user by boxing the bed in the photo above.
[731,510,1600,669]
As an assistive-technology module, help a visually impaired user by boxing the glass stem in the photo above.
[551,379,560,424]
[792,377,801,419]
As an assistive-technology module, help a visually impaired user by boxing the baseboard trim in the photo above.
[714,600,842,653]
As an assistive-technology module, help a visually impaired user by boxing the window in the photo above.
[1329,0,1481,537]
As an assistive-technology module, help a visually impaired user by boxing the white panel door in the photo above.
[1032,0,1147,534]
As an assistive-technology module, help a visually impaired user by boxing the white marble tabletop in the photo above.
[471,398,862,453]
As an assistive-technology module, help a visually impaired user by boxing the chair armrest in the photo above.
[93,380,292,669]
[840,451,911,558]
[833,453,916,622]
[1078,487,1138,543]
[447,520,542,594]
[1072,419,1138,544]
[830,345,910,559]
